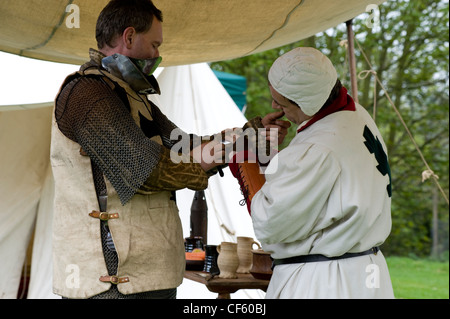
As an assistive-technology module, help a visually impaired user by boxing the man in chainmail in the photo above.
[51,0,289,299]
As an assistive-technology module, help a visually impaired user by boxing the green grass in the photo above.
[386,256,449,299]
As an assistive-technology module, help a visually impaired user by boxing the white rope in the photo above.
[353,37,449,205]
[339,39,348,49]
[358,70,378,121]
[422,170,439,183]
[206,190,236,241]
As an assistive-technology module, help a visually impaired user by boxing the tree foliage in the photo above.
[211,0,449,257]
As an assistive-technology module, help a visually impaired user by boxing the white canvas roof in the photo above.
[0,0,384,65]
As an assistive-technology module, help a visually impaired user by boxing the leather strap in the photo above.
[89,210,119,221]
[79,147,88,156]
[99,275,130,285]
[272,247,379,268]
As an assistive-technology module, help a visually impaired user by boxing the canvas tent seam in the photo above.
[19,0,75,55]
[244,0,304,56]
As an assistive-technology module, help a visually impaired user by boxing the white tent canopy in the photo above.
[0,0,384,66]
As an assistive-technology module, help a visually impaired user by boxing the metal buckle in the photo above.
[110,276,120,285]
[99,212,109,221]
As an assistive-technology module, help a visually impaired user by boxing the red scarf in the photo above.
[297,87,356,133]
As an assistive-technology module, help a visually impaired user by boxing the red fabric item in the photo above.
[228,151,256,176]
[297,87,356,133]
[229,151,258,215]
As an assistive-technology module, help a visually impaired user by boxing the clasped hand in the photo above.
[191,111,291,172]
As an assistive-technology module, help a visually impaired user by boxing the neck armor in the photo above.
[101,53,162,95]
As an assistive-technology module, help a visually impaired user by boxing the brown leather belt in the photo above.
[89,210,119,221]
[99,275,130,285]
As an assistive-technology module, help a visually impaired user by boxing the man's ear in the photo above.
[122,27,136,49]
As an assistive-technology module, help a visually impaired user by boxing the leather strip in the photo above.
[99,275,130,285]
[79,147,88,156]
[89,210,119,221]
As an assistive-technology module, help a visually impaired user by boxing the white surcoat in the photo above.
[252,104,394,298]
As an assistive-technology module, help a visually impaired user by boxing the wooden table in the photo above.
[184,270,269,299]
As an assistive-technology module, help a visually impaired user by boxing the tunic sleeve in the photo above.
[251,143,342,245]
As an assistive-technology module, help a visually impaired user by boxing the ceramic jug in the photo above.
[236,236,261,273]
[217,242,239,279]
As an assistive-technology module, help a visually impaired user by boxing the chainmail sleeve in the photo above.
[55,75,206,205]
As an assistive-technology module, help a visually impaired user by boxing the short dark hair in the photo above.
[96,0,163,49]
[321,79,343,108]
[289,79,342,111]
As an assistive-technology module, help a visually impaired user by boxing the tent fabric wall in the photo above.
[149,63,263,298]
[150,63,255,243]
[27,166,59,299]
[0,0,385,66]
[0,107,53,298]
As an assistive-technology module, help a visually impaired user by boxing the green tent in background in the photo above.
[213,70,247,112]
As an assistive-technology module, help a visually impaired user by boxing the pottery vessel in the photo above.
[236,236,261,273]
[250,249,273,280]
[217,242,239,279]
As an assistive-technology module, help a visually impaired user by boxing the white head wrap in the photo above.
[268,47,338,116]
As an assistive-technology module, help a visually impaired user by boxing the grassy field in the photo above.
[386,256,449,299]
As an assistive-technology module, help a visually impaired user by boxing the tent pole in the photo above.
[345,19,359,103]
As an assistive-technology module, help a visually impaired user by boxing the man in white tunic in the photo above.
[250,47,395,298]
